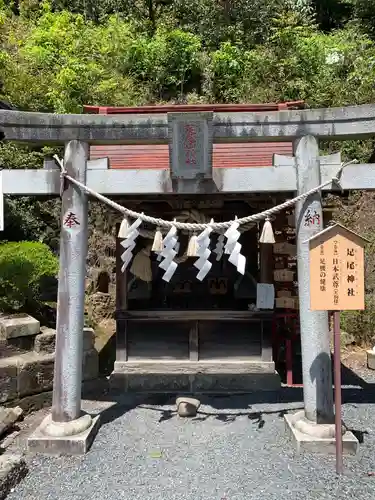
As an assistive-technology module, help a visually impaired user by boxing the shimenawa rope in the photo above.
[53,155,356,232]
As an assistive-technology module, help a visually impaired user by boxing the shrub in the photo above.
[0,241,58,312]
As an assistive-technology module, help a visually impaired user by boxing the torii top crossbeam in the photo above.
[2,103,375,144]
[1,103,375,197]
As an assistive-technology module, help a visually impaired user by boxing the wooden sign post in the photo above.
[308,223,367,475]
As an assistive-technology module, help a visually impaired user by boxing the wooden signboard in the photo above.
[308,223,367,311]
[308,222,368,475]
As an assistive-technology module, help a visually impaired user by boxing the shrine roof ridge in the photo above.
[2,103,375,144]
[83,100,305,114]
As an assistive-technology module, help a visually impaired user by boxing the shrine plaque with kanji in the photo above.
[308,223,367,311]
[168,112,213,180]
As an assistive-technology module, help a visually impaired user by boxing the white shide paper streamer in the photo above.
[224,222,246,275]
[159,226,179,282]
[194,226,213,281]
[120,217,143,272]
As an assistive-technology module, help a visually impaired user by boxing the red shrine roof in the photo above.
[84,101,305,170]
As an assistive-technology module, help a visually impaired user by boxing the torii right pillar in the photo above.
[284,135,359,454]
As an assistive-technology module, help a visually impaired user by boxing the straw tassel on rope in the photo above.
[152,227,164,253]
[118,217,130,238]
[259,216,275,244]
[187,233,198,257]
[130,245,152,282]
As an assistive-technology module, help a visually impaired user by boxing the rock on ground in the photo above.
[0,455,27,500]
[0,408,22,439]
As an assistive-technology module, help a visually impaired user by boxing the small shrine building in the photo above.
[84,101,308,391]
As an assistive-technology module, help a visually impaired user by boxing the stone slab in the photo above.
[111,367,281,393]
[0,454,28,500]
[0,315,39,341]
[192,373,281,393]
[367,350,375,370]
[126,374,191,393]
[0,348,101,405]
[7,377,109,414]
[82,349,99,381]
[114,360,276,374]
[284,412,359,455]
[28,414,100,455]
[17,353,55,398]
[82,328,95,352]
[34,328,95,355]
[0,359,18,404]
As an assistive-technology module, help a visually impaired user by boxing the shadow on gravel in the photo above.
[341,362,369,388]
[85,388,307,428]
[92,393,178,428]
[348,428,369,444]
[83,358,375,430]
[134,404,305,429]
[98,402,137,427]
[124,392,307,424]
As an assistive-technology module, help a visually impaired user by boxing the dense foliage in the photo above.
[1,2,375,110]
[1,0,375,340]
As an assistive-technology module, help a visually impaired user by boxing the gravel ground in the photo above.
[6,361,375,500]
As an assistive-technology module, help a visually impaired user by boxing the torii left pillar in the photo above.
[28,140,100,455]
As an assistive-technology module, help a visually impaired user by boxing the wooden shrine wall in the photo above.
[273,209,299,309]
[116,195,279,363]
[90,143,293,170]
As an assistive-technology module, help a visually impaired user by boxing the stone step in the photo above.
[0,349,98,404]
[111,360,280,393]
[0,315,40,341]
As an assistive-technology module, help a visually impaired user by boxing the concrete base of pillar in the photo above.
[27,413,100,455]
[285,410,359,455]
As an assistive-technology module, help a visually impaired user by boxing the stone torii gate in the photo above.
[1,104,375,454]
